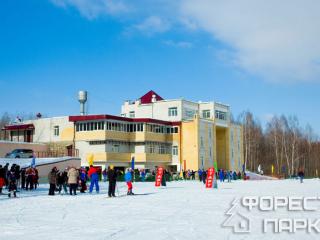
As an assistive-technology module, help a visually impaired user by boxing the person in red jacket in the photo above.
[88,165,99,193]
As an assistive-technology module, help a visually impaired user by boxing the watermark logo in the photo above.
[222,198,251,233]
[222,196,320,234]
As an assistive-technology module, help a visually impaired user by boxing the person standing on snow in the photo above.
[57,170,68,195]
[79,167,88,193]
[161,169,167,187]
[219,169,224,182]
[48,167,58,196]
[8,169,17,198]
[0,165,5,194]
[125,168,134,195]
[102,168,107,182]
[25,167,35,190]
[298,168,305,183]
[68,167,79,195]
[202,169,207,184]
[107,166,117,197]
[88,165,99,194]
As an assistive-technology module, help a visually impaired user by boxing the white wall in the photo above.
[24,116,73,143]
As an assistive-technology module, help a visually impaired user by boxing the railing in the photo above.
[34,149,79,158]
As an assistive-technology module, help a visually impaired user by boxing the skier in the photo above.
[125,168,134,195]
[88,165,99,194]
[298,168,304,183]
[8,170,17,198]
[48,167,58,196]
[107,166,117,197]
[219,169,224,182]
[0,165,5,194]
[68,167,79,195]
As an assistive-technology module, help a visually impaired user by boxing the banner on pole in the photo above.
[206,167,215,188]
[155,167,164,187]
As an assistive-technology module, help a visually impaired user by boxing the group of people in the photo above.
[47,165,130,197]
[0,163,39,198]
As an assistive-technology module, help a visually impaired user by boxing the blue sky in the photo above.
[0,0,319,134]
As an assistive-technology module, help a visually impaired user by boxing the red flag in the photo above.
[155,167,164,187]
[206,167,215,188]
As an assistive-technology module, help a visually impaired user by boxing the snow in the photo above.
[245,171,278,180]
[1,179,320,240]
[0,157,77,168]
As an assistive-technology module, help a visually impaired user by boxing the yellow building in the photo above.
[2,91,244,172]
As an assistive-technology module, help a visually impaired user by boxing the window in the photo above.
[202,110,210,119]
[168,107,178,117]
[215,110,227,121]
[112,144,120,152]
[184,109,195,119]
[148,144,155,153]
[54,126,59,136]
[129,111,135,118]
[172,146,178,156]
[159,145,166,154]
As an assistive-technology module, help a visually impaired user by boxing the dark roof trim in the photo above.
[69,115,180,126]
[3,124,35,131]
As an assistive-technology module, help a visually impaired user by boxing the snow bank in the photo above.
[245,171,278,180]
[0,157,79,168]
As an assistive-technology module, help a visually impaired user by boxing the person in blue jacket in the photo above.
[219,169,224,182]
[125,168,134,195]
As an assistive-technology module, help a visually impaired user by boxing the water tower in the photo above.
[78,90,87,115]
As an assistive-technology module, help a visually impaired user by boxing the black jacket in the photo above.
[107,169,117,182]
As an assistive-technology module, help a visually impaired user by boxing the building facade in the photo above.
[1,91,243,172]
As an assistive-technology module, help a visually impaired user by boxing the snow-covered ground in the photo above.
[1,179,320,240]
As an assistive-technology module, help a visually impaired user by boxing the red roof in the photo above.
[139,90,163,104]
[69,115,180,126]
[3,124,34,131]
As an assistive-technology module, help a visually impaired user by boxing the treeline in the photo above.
[237,111,320,177]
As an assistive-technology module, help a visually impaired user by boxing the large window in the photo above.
[168,107,178,117]
[215,110,227,121]
[76,121,104,132]
[202,110,210,119]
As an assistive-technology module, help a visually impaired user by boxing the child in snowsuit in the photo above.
[79,168,88,193]
[88,165,99,193]
[125,168,134,195]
